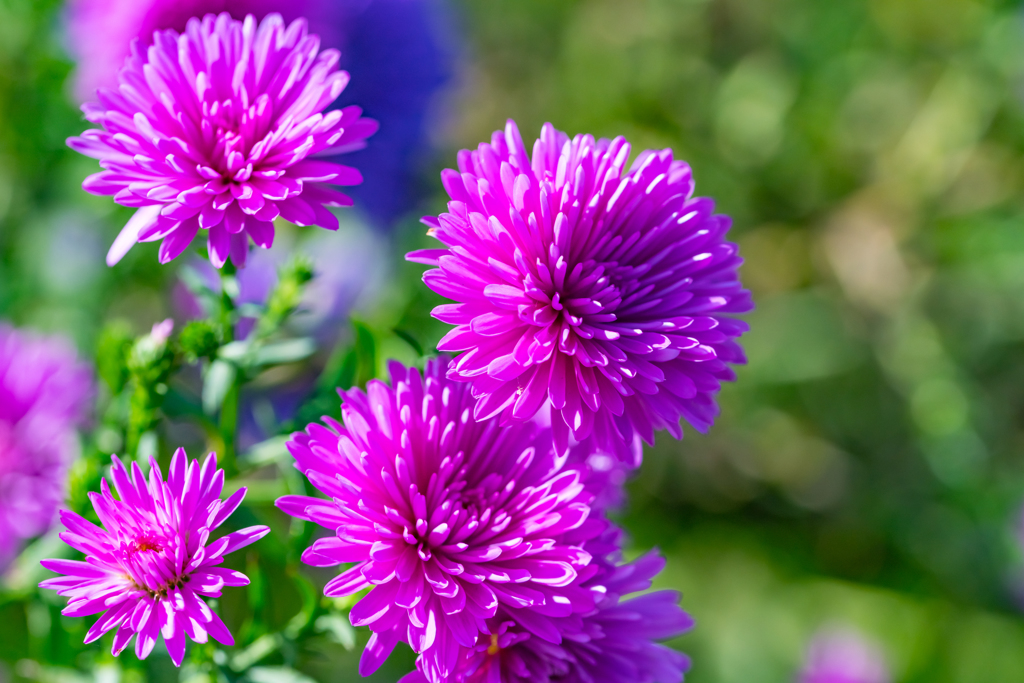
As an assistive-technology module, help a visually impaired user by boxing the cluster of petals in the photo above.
[69,11,377,268]
[64,0,453,228]
[277,358,608,681]
[404,538,693,683]
[0,324,92,569]
[39,450,269,665]
[409,120,752,462]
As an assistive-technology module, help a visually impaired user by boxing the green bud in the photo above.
[256,255,316,340]
[95,320,133,393]
[179,320,221,362]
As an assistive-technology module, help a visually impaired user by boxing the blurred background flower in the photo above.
[0,324,91,571]
[799,627,890,683]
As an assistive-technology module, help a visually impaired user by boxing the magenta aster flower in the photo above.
[800,627,890,683]
[401,542,693,683]
[68,12,377,268]
[39,449,270,665]
[276,358,607,681]
[0,324,92,570]
[409,121,752,461]
[64,0,455,229]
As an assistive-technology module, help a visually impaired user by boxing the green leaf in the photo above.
[202,359,237,415]
[179,264,221,318]
[253,338,316,366]
[240,436,291,469]
[221,478,287,503]
[218,341,250,362]
[95,320,133,393]
[230,634,279,672]
[333,348,358,392]
[245,667,317,683]
[237,302,265,319]
[393,328,425,357]
[352,319,378,388]
[315,614,357,651]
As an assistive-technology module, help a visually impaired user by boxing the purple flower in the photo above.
[39,449,270,665]
[68,12,377,268]
[0,324,92,570]
[276,358,607,681]
[402,538,693,683]
[408,121,752,462]
[337,0,455,227]
[64,0,454,228]
[800,627,890,683]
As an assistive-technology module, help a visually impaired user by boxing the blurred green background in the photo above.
[6,0,1024,681]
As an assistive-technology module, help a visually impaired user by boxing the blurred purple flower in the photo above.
[0,324,92,570]
[409,120,752,463]
[39,449,269,665]
[402,535,692,683]
[800,627,891,683]
[65,0,455,228]
[68,12,377,268]
[276,358,608,681]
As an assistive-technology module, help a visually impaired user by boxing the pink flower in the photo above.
[409,120,751,463]
[39,450,270,665]
[800,627,891,683]
[68,12,377,268]
[0,324,92,570]
[404,543,693,683]
[277,358,608,681]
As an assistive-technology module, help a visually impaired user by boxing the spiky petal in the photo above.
[39,449,269,665]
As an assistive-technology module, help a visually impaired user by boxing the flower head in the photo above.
[39,449,270,665]
[64,0,453,229]
[403,538,693,683]
[276,358,606,681]
[0,324,92,569]
[69,12,377,268]
[800,627,891,683]
[409,120,752,461]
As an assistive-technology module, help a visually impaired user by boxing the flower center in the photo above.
[487,633,501,656]
[117,527,185,598]
[524,255,624,330]
[128,534,164,554]
[197,95,267,183]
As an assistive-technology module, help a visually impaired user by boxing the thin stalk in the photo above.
[219,380,240,477]
[218,264,240,476]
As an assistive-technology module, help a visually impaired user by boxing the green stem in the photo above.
[219,262,238,343]
[219,380,240,477]
[218,264,239,475]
